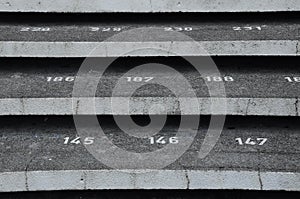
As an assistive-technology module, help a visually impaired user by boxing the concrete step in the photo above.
[0,116,299,192]
[0,57,299,116]
[0,17,299,57]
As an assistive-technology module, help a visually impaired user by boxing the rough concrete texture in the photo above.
[1,22,299,42]
[0,19,299,56]
[0,41,298,57]
[261,172,300,191]
[1,170,299,192]
[0,57,299,116]
[0,115,299,192]
[0,0,299,12]
[1,57,300,99]
[0,97,298,116]
[0,172,26,192]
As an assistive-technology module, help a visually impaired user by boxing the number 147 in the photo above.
[235,137,267,146]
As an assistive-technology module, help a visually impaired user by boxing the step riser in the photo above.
[1,0,299,13]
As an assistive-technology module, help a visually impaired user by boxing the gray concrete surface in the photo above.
[0,20,299,56]
[1,41,298,57]
[0,97,298,116]
[0,0,299,12]
[1,21,299,42]
[0,58,299,115]
[0,116,299,191]
[1,170,299,191]
[1,58,300,98]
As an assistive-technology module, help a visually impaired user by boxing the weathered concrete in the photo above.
[0,172,26,192]
[0,97,298,116]
[0,19,299,56]
[1,57,300,99]
[0,57,299,116]
[0,41,298,57]
[1,170,299,191]
[0,0,299,12]
[1,21,299,42]
[0,115,298,191]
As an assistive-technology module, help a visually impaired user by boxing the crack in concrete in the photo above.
[296,41,299,55]
[245,98,251,115]
[258,170,263,190]
[24,171,29,191]
[20,98,25,114]
[24,157,34,191]
[184,170,190,189]
[256,148,263,190]
[75,99,80,114]
[295,98,299,116]
[82,171,87,189]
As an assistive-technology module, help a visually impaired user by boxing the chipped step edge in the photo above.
[0,97,298,116]
[1,0,300,13]
[0,169,299,192]
[0,40,298,57]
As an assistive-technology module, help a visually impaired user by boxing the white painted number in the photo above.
[126,77,154,82]
[235,137,267,146]
[47,76,75,82]
[149,137,179,144]
[164,27,193,32]
[64,137,95,145]
[21,27,50,32]
[205,76,234,82]
[285,77,300,82]
[233,25,266,31]
[90,27,122,32]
